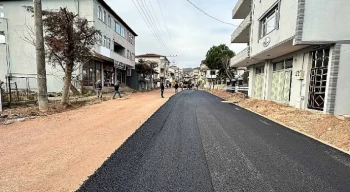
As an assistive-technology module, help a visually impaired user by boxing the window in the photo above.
[0,4,4,18]
[103,11,106,23]
[103,36,107,47]
[107,38,111,49]
[97,33,102,44]
[256,66,265,74]
[97,6,102,19]
[127,69,132,76]
[130,35,133,44]
[273,59,293,71]
[108,15,111,27]
[127,50,130,59]
[121,27,125,38]
[260,5,279,38]
[115,22,121,34]
[0,31,5,44]
[210,70,216,75]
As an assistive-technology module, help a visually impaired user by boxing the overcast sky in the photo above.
[105,0,247,68]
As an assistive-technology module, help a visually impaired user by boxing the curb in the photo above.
[240,106,350,156]
[211,92,350,156]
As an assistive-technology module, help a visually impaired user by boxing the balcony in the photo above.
[230,47,251,67]
[94,45,135,68]
[232,0,251,19]
[231,12,251,43]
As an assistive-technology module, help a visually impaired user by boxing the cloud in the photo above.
[105,0,247,68]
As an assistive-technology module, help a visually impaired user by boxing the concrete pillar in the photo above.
[248,66,255,97]
[264,60,273,100]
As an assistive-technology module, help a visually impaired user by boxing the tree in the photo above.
[25,7,100,106]
[205,44,236,89]
[135,59,158,89]
[205,44,235,70]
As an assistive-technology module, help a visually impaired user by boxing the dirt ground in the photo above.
[0,88,175,192]
[208,89,350,153]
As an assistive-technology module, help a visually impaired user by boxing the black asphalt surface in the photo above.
[77,90,350,192]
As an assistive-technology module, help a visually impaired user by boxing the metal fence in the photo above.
[1,76,38,105]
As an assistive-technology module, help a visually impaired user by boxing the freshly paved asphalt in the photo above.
[77,90,350,192]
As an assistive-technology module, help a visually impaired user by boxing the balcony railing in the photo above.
[231,12,252,43]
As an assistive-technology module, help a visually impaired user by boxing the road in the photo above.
[78,90,350,192]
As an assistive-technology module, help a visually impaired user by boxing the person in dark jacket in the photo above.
[160,83,165,98]
[113,81,122,99]
[95,80,102,99]
[174,82,179,93]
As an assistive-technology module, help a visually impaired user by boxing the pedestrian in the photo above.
[181,82,184,91]
[95,80,102,99]
[196,84,199,90]
[160,82,165,98]
[113,81,122,99]
[174,82,179,93]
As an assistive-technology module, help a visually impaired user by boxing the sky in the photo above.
[105,0,248,68]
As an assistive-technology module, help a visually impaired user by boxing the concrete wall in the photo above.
[302,0,350,42]
[334,44,350,115]
[250,0,298,56]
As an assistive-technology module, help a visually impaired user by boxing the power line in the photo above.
[186,0,238,27]
[132,0,162,48]
[132,0,169,54]
[137,0,170,54]
[148,0,173,52]
[140,0,171,53]
[157,0,175,53]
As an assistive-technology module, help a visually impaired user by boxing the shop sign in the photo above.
[114,60,126,70]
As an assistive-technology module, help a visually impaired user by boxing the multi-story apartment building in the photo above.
[135,53,170,87]
[230,0,350,116]
[0,0,136,93]
[192,68,199,85]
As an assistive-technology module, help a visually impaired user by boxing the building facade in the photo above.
[0,0,136,93]
[230,0,350,116]
[135,53,170,88]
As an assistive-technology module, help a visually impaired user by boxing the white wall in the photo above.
[0,0,88,92]
[334,44,350,115]
[250,0,298,56]
[302,0,350,42]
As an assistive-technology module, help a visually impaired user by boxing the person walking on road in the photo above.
[95,80,102,99]
[174,82,179,93]
[113,81,122,99]
[160,83,165,98]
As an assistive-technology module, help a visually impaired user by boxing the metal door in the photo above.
[307,48,330,111]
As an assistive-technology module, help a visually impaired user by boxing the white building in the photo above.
[230,0,350,116]
[0,0,137,93]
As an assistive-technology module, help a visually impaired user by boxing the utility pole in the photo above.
[34,0,48,111]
